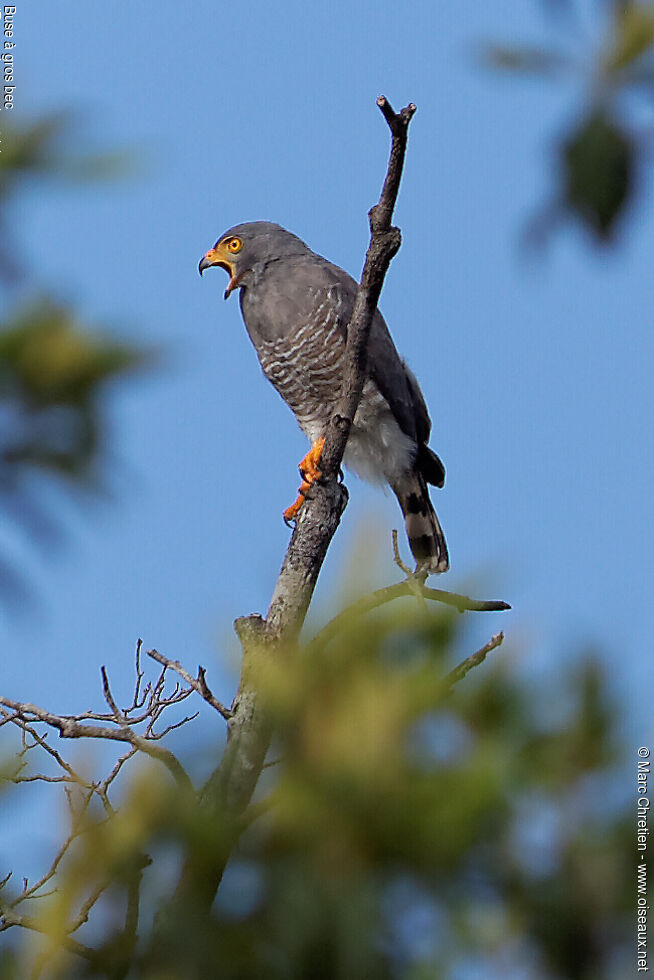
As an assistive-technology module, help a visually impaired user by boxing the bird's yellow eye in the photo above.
[226,237,242,253]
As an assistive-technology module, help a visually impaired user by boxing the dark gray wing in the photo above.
[323,264,433,435]
[324,263,445,487]
[369,311,445,487]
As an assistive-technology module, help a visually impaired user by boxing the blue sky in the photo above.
[3,0,652,882]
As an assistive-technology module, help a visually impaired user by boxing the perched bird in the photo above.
[199,221,449,573]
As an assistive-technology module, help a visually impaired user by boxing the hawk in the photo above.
[199,222,449,574]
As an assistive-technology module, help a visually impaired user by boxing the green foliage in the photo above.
[0,112,130,195]
[0,112,145,583]
[603,3,654,75]
[0,604,629,979]
[562,110,633,240]
[0,301,145,480]
[487,1,654,241]
[484,44,570,76]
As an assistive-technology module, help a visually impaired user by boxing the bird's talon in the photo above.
[298,436,325,483]
[283,484,310,525]
[284,437,326,525]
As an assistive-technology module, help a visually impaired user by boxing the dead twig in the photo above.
[147,649,232,721]
[444,631,505,688]
[0,906,97,960]
[308,580,510,653]
[0,681,194,793]
[392,528,413,578]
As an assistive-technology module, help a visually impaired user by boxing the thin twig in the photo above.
[392,528,413,577]
[97,745,139,809]
[0,645,204,959]
[423,588,510,613]
[147,649,232,721]
[0,906,97,960]
[68,879,111,934]
[0,695,193,791]
[2,714,88,786]
[12,790,95,904]
[156,711,200,738]
[132,639,146,710]
[122,859,147,971]
[392,529,428,606]
[308,581,510,653]
[100,666,125,724]
[444,632,505,688]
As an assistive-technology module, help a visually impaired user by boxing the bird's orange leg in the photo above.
[283,437,326,525]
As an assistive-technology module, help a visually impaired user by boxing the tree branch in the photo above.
[8,790,95,907]
[146,648,232,721]
[444,631,505,688]
[319,96,416,482]
[0,906,97,961]
[166,96,418,920]
[308,580,510,653]
[0,677,194,793]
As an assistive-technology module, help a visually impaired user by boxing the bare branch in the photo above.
[121,858,147,970]
[100,665,125,724]
[0,905,97,960]
[147,648,232,721]
[0,694,193,791]
[319,97,416,484]
[68,879,111,934]
[308,580,510,653]
[392,528,413,578]
[11,790,95,904]
[444,631,505,688]
[0,637,207,813]
[422,587,511,613]
[156,711,200,738]
[96,745,138,810]
[1,712,88,787]
[131,638,147,710]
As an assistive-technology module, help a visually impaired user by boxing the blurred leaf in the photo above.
[62,152,133,181]
[0,597,630,979]
[0,112,133,195]
[0,301,148,483]
[562,109,633,239]
[0,301,144,406]
[0,106,148,592]
[484,43,569,76]
[0,113,71,183]
[486,3,654,249]
[603,3,654,75]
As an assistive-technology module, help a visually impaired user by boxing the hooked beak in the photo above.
[198,248,239,300]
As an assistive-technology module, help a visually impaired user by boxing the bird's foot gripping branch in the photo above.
[283,436,326,525]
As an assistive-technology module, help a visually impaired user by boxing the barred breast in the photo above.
[256,298,415,485]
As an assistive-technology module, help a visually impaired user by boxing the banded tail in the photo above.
[392,470,449,574]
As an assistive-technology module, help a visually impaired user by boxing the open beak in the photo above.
[198,248,239,300]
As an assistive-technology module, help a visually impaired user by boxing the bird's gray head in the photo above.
[198,221,311,299]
